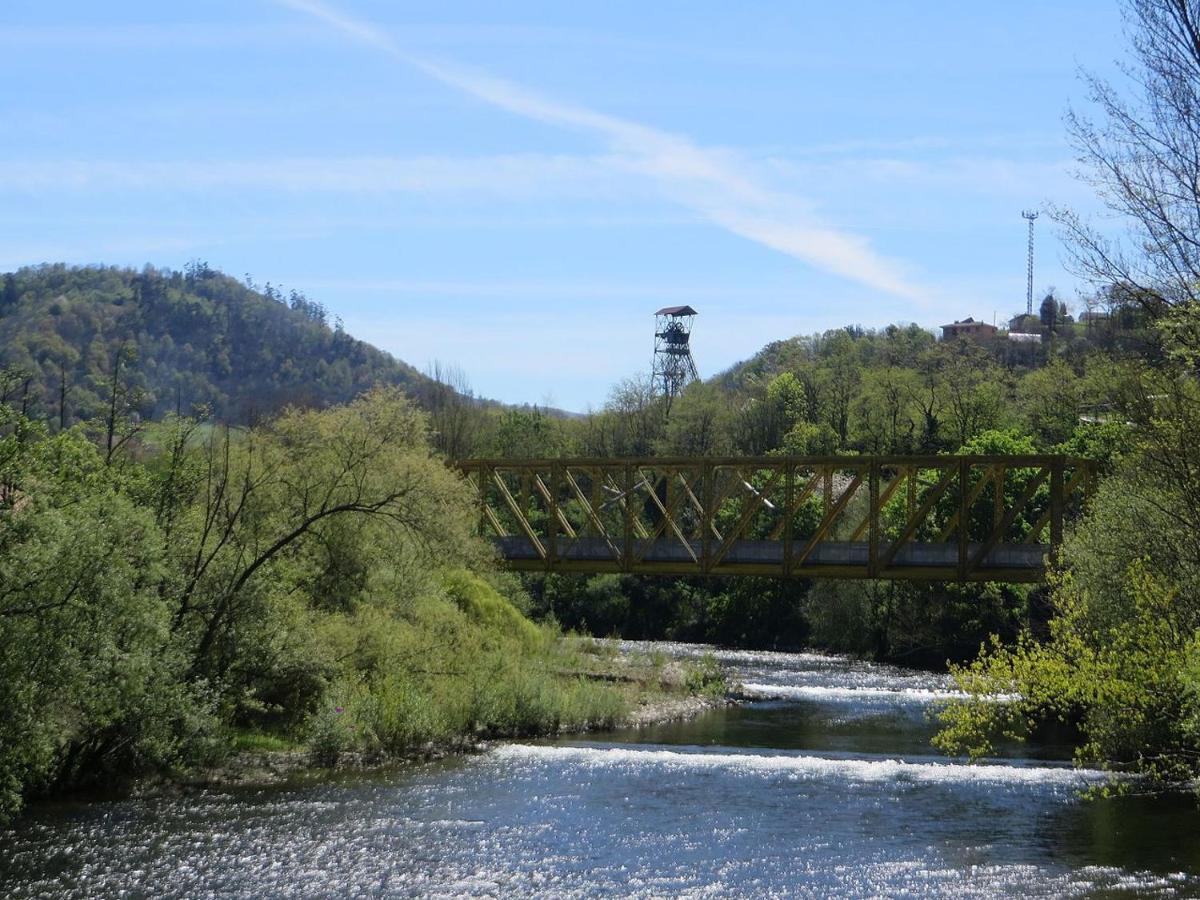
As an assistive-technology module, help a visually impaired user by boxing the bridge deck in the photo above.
[460,455,1092,582]
[494,536,1047,581]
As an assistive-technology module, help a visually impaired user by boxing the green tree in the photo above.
[852,367,920,453]
[1018,359,1081,447]
[168,389,476,681]
[938,344,1008,447]
[777,420,839,456]
[0,412,215,820]
[1,273,17,312]
[1039,292,1059,332]
[657,381,734,456]
[732,372,809,454]
[486,407,567,458]
[597,374,665,457]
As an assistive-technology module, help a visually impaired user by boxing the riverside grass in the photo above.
[306,573,634,765]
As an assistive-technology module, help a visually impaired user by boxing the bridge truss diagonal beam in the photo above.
[459,455,1093,583]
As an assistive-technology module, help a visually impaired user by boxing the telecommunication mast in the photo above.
[1022,210,1038,317]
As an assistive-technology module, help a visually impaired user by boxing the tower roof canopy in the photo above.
[655,305,698,316]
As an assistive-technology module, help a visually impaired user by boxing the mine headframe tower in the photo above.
[652,305,699,410]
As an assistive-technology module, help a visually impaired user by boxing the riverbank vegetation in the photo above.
[936,309,1200,783]
[0,388,722,824]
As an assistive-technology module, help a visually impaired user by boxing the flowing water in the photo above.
[3,642,1200,898]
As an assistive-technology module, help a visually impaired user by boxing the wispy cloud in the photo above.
[274,0,927,302]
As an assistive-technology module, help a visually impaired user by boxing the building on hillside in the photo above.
[940,317,998,340]
[1008,313,1043,333]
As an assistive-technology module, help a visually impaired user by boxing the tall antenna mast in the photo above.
[1022,210,1038,317]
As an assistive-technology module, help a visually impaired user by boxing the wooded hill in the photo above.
[0,262,430,425]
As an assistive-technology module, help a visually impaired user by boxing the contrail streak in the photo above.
[275,0,926,302]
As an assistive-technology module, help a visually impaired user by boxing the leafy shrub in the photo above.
[441,570,542,648]
[685,653,729,698]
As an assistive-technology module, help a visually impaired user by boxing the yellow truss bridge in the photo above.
[459,456,1094,582]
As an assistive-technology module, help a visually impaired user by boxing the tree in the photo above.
[852,367,919,453]
[815,333,861,447]
[1039,292,1059,332]
[938,344,1008,447]
[422,360,485,460]
[1,273,16,312]
[600,374,665,457]
[1051,0,1200,564]
[1018,359,1082,447]
[0,410,212,820]
[485,407,566,458]
[166,388,475,680]
[909,351,945,451]
[1056,0,1200,327]
[96,342,143,464]
[732,372,809,454]
[656,381,734,457]
[0,388,630,824]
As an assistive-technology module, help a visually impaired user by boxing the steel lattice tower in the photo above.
[652,306,699,410]
[1022,210,1038,317]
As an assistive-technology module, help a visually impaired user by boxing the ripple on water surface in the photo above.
[2,643,1199,898]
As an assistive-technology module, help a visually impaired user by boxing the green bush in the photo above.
[685,653,729,698]
[441,569,542,648]
[0,391,635,823]
[935,456,1200,783]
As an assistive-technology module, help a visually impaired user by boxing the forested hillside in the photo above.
[0,262,428,425]
[457,316,1138,463]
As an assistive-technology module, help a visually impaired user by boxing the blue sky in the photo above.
[2,1,1126,409]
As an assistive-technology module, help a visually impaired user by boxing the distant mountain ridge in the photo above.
[0,262,434,426]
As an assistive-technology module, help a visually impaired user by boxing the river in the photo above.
[3,642,1200,897]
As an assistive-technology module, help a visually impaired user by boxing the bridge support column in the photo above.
[1050,459,1064,562]
[868,459,880,578]
[782,462,794,577]
[957,458,969,580]
[622,463,633,573]
[701,461,714,575]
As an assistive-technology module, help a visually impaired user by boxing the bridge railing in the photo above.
[457,455,1094,581]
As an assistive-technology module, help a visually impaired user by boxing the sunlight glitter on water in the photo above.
[740,681,967,703]
[492,743,1107,788]
[3,642,1199,898]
